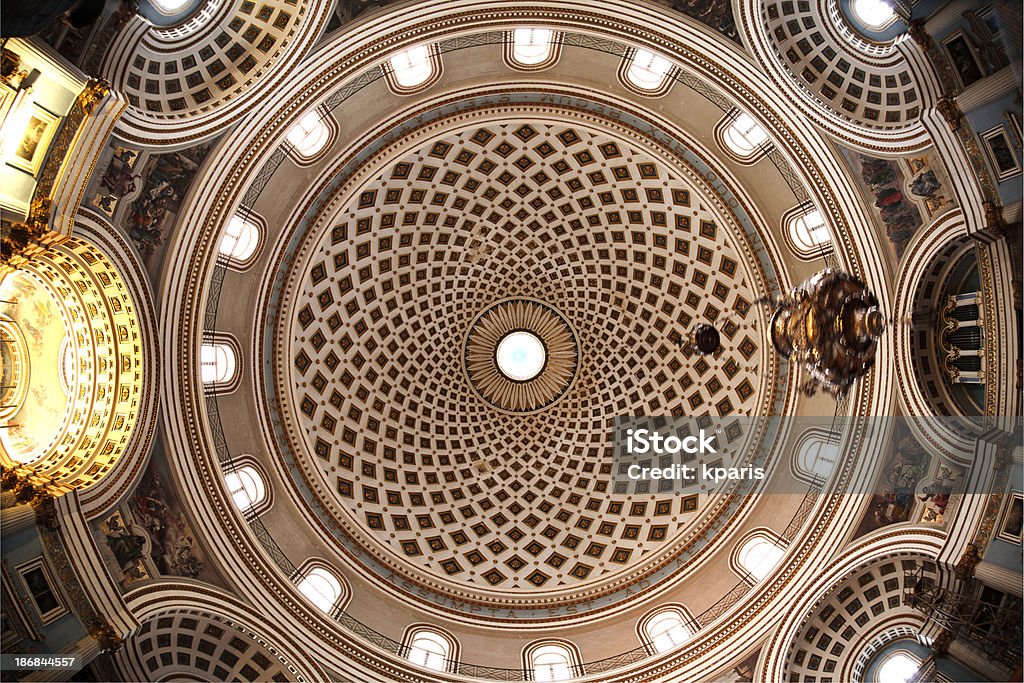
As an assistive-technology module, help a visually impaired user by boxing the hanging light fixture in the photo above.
[768,269,885,400]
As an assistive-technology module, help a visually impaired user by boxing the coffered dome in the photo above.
[3,0,1020,681]
[274,115,781,607]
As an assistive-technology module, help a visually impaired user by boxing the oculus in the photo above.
[464,299,579,413]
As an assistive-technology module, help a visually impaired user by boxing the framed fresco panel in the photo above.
[941,31,984,89]
[7,104,59,176]
[14,557,68,625]
[980,125,1021,181]
[995,491,1023,544]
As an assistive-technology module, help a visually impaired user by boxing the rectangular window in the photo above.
[16,559,67,624]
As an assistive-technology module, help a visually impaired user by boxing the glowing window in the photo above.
[389,45,434,89]
[789,209,831,252]
[721,112,770,158]
[286,111,331,159]
[643,608,692,653]
[737,535,785,582]
[625,49,672,91]
[511,28,555,65]
[219,213,261,263]
[149,0,191,16]
[877,651,918,683]
[852,0,896,29]
[297,567,343,614]
[224,465,266,515]
[406,629,452,672]
[200,342,236,385]
[529,644,576,682]
[796,434,839,482]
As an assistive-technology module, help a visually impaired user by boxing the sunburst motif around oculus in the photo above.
[464,299,579,413]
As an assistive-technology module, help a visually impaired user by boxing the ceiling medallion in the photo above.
[464,299,579,413]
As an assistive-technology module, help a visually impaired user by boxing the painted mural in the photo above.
[92,438,227,591]
[731,650,760,682]
[841,149,955,262]
[854,424,964,538]
[668,0,739,43]
[85,140,213,278]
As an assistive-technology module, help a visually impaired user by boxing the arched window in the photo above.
[716,110,771,163]
[149,0,191,16]
[295,565,346,615]
[218,211,262,266]
[784,204,833,259]
[385,44,441,93]
[224,461,269,516]
[639,605,694,654]
[524,641,581,682]
[285,110,333,163]
[792,431,840,484]
[733,532,786,583]
[506,28,560,69]
[620,48,674,95]
[851,0,897,29]
[200,341,236,387]
[403,626,458,673]
[876,650,919,682]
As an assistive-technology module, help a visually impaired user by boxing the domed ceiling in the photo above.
[275,116,785,607]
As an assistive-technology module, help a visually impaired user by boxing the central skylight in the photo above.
[496,331,546,381]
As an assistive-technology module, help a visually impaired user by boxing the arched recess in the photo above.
[760,529,946,681]
[735,0,932,153]
[0,211,159,519]
[120,582,329,682]
[222,455,273,518]
[791,429,841,485]
[891,209,993,464]
[617,47,676,97]
[730,528,788,584]
[99,0,334,146]
[503,28,562,71]
[714,108,773,165]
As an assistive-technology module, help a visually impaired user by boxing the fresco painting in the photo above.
[854,424,964,538]
[92,440,227,591]
[842,149,954,262]
[85,141,212,278]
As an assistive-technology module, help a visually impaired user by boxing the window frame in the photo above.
[782,203,834,260]
[401,624,460,673]
[617,47,675,97]
[730,529,787,585]
[218,207,265,269]
[292,560,350,618]
[200,334,241,395]
[283,107,338,166]
[503,28,562,71]
[790,429,841,485]
[383,43,443,95]
[714,108,772,164]
[223,456,273,518]
[637,604,697,655]
[523,639,583,682]
[14,558,68,625]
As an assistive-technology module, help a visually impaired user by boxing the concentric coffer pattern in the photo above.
[464,299,579,412]
[283,118,776,598]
